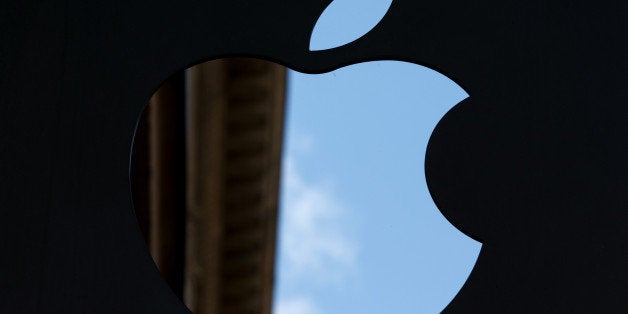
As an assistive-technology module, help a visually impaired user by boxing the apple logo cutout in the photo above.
[273,1,481,313]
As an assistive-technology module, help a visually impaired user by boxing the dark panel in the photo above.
[1,1,626,313]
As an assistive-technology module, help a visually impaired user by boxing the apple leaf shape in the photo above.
[310,0,393,51]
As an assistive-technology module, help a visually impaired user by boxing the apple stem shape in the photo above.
[310,0,393,51]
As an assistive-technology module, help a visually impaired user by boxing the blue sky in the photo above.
[272,1,481,313]
[273,62,481,314]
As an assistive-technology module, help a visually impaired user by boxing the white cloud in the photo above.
[274,149,358,314]
[279,156,358,284]
[274,297,320,314]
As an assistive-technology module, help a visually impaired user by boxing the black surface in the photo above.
[1,1,626,313]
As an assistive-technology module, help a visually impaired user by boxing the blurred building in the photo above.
[131,58,286,314]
